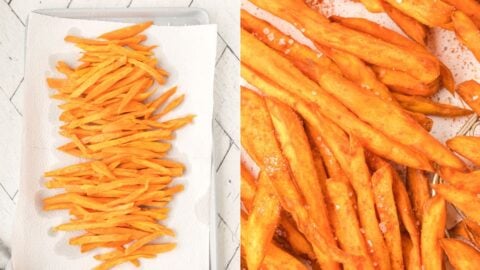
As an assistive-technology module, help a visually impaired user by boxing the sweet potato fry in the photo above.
[371,165,404,270]
[261,244,308,270]
[392,173,421,270]
[265,97,337,269]
[357,0,383,13]
[420,196,446,270]
[441,238,480,270]
[245,172,281,270]
[241,31,433,171]
[249,0,440,83]
[241,215,309,270]
[308,128,391,270]
[433,184,480,224]
[393,93,472,116]
[325,179,375,270]
[383,0,454,28]
[241,163,256,213]
[450,220,480,246]
[439,167,480,194]
[279,217,316,260]
[372,66,437,96]
[317,46,394,102]
[440,62,456,93]
[406,112,433,131]
[99,21,153,40]
[382,2,429,45]
[443,0,480,28]
[464,219,480,244]
[330,16,425,52]
[457,80,480,115]
[241,87,351,267]
[446,136,480,166]
[406,168,431,223]
[452,11,480,61]
[240,10,341,75]
[401,234,421,270]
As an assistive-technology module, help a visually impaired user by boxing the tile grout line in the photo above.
[217,34,239,61]
[8,3,25,26]
[216,46,228,66]
[216,141,233,172]
[214,118,238,149]
[9,77,23,101]
[0,182,15,201]
[225,245,240,270]
[217,213,237,239]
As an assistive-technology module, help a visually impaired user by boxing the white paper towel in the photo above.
[12,13,216,270]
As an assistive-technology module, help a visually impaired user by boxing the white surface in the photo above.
[0,1,239,269]
[12,13,216,270]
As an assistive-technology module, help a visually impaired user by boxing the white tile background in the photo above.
[0,0,239,269]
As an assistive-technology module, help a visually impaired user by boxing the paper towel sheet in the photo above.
[12,12,216,270]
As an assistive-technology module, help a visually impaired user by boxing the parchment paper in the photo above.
[12,12,216,270]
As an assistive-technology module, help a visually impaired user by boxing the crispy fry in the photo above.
[406,111,433,131]
[383,0,454,28]
[357,0,383,13]
[392,173,421,270]
[261,244,309,270]
[401,234,420,270]
[382,2,429,45]
[457,80,480,115]
[420,196,446,270]
[330,16,425,52]
[245,172,281,270]
[241,163,256,213]
[441,238,480,270]
[393,93,472,116]
[279,217,316,260]
[442,0,480,28]
[249,0,440,83]
[372,66,436,96]
[434,184,480,225]
[449,220,480,246]
[452,11,480,61]
[240,10,341,75]
[265,97,337,269]
[325,179,375,270]
[439,167,480,194]
[241,214,308,270]
[406,168,431,223]
[447,136,480,166]
[317,46,394,102]
[371,165,404,270]
[241,87,353,267]
[241,32,432,171]
[440,62,456,93]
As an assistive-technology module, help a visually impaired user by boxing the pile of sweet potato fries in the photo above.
[241,0,480,269]
[43,22,193,270]
[345,0,480,63]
